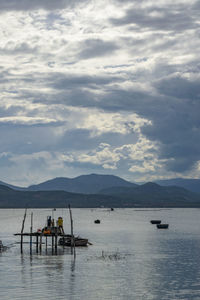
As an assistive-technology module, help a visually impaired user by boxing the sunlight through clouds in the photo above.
[0,0,199,185]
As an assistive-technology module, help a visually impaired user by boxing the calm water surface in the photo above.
[0,208,200,300]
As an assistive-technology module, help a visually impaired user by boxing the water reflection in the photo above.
[68,259,76,300]
[2,209,200,299]
[144,237,200,299]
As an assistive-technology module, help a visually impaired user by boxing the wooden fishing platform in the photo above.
[15,232,70,254]
[15,205,77,256]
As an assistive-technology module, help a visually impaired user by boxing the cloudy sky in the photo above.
[0,0,200,186]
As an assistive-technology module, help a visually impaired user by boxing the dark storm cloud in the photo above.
[6,72,121,96]
[51,72,122,90]
[59,129,97,151]
[0,121,64,154]
[142,113,200,173]
[33,77,161,111]
[47,73,200,174]
[37,86,152,109]
[140,76,200,172]
[78,39,118,60]
[155,77,200,100]
[1,41,199,176]
[110,4,197,32]
[3,64,199,172]
[59,128,138,151]
[0,0,85,11]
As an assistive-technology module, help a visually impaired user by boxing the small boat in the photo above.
[59,236,89,247]
[150,220,161,224]
[94,219,101,224]
[157,224,169,229]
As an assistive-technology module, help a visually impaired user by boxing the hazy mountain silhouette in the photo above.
[1,175,199,195]
[99,182,200,207]
[0,180,26,191]
[27,174,137,194]
[0,181,200,208]
[0,184,121,208]
[155,178,200,194]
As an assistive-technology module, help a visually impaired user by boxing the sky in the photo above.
[0,0,200,186]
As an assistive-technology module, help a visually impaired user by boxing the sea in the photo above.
[0,208,200,300]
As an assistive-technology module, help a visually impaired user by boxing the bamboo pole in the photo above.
[68,204,76,258]
[55,225,59,254]
[30,212,33,255]
[36,235,39,253]
[46,236,48,253]
[21,208,27,253]
[52,235,54,254]
[55,234,58,254]
[39,233,42,253]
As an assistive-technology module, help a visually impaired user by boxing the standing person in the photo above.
[57,217,64,234]
[47,216,51,227]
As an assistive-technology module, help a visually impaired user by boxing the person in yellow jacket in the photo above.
[57,217,64,234]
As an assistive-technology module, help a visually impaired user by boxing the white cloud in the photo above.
[0,116,57,125]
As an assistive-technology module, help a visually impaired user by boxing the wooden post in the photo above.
[36,235,39,253]
[69,204,76,258]
[46,236,48,252]
[52,235,54,253]
[21,208,27,254]
[62,224,65,249]
[39,233,42,253]
[30,212,33,255]
[55,226,58,254]
[55,234,58,254]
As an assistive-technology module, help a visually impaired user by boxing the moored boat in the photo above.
[150,220,161,224]
[59,236,89,247]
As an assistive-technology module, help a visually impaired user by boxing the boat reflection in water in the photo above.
[157,224,169,229]
[0,240,7,252]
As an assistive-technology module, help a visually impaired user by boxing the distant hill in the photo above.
[155,178,200,194]
[99,182,200,207]
[0,182,200,208]
[0,184,122,208]
[2,175,200,195]
[27,174,137,194]
[0,180,26,191]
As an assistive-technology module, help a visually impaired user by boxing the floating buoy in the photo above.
[94,219,101,224]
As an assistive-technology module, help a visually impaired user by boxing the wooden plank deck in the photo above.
[14,233,68,237]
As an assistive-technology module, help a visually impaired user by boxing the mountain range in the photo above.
[28,174,137,193]
[155,178,200,194]
[1,174,200,194]
[0,174,199,208]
